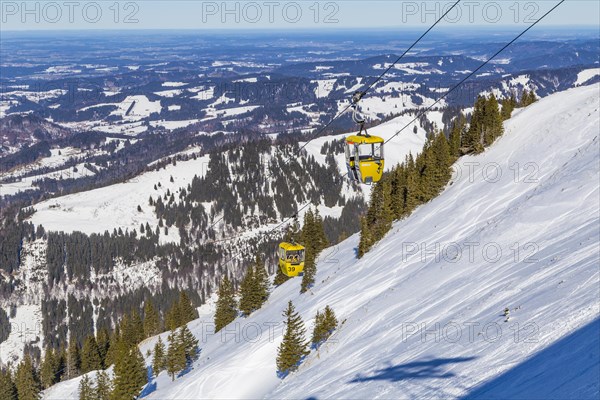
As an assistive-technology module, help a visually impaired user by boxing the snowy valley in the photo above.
[43,82,600,399]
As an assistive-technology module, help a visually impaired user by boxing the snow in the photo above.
[233,77,258,83]
[150,119,200,130]
[0,162,101,196]
[575,68,600,86]
[111,95,162,121]
[154,89,183,98]
[190,86,215,100]
[28,154,211,245]
[39,84,600,400]
[162,82,188,87]
[203,105,261,120]
[144,84,598,399]
[312,79,337,98]
[509,74,531,87]
[0,305,43,367]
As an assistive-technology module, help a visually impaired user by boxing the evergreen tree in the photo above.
[78,374,94,400]
[299,208,328,293]
[273,267,291,286]
[104,325,120,367]
[214,275,237,332]
[0,369,17,400]
[311,306,338,349]
[449,113,466,157]
[40,348,58,389]
[165,301,182,331]
[143,300,160,338]
[15,355,41,400]
[178,291,198,325]
[96,327,110,369]
[430,131,452,192]
[179,326,199,367]
[300,257,316,294]
[128,310,145,346]
[239,265,256,316]
[500,94,516,121]
[81,335,102,373]
[165,330,186,381]
[152,337,166,377]
[96,370,113,400]
[276,301,309,377]
[482,94,503,147]
[67,338,81,379]
[252,255,270,309]
[112,346,147,399]
[357,215,372,259]
[464,95,486,153]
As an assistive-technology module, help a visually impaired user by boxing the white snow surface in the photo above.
[575,68,600,86]
[42,84,600,399]
[28,154,210,244]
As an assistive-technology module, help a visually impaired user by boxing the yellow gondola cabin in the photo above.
[278,242,305,277]
[345,134,385,184]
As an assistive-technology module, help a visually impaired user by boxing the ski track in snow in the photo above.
[43,84,600,399]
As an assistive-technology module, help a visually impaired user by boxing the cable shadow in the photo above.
[349,356,477,383]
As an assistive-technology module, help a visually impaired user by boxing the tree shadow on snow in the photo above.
[140,366,157,397]
[349,356,477,383]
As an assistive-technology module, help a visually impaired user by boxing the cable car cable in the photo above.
[383,0,566,146]
[297,0,462,152]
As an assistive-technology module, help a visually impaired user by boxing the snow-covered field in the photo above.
[575,68,600,86]
[42,83,600,399]
[27,154,210,244]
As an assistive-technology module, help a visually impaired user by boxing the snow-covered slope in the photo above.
[44,83,600,399]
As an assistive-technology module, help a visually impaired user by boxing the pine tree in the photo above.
[239,265,256,316]
[112,346,147,399]
[152,337,166,377]
[96,370,112,400]
[165,301,182,331]
[81,335,102,373]
[179,326,199,367]
[96,327,110,369]
[0,368,17,400]
[214,275,237,332]
[500,95,515,121]
[40,348,58,389]
[143,300,160,338]
[165,330,186,381]
[273,267,291,286]
[104,325,120,367]
[78,374,94,400]
[483,94,503,147]
[67,338,81,379]
[253,255,270,309]
[357,216,372,259]
[276,301,309,377]
[15,355,41,400]
[430,131,452,192]
[311,306,338,349]
[464,95,486,153]
[128,310,145,345]
[300,256,316,293]
[449,113,466,157]
[178,291,198,325]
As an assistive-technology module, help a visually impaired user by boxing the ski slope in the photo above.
[44,84,600,399]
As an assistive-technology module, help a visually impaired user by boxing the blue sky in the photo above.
[1,1,598,31]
